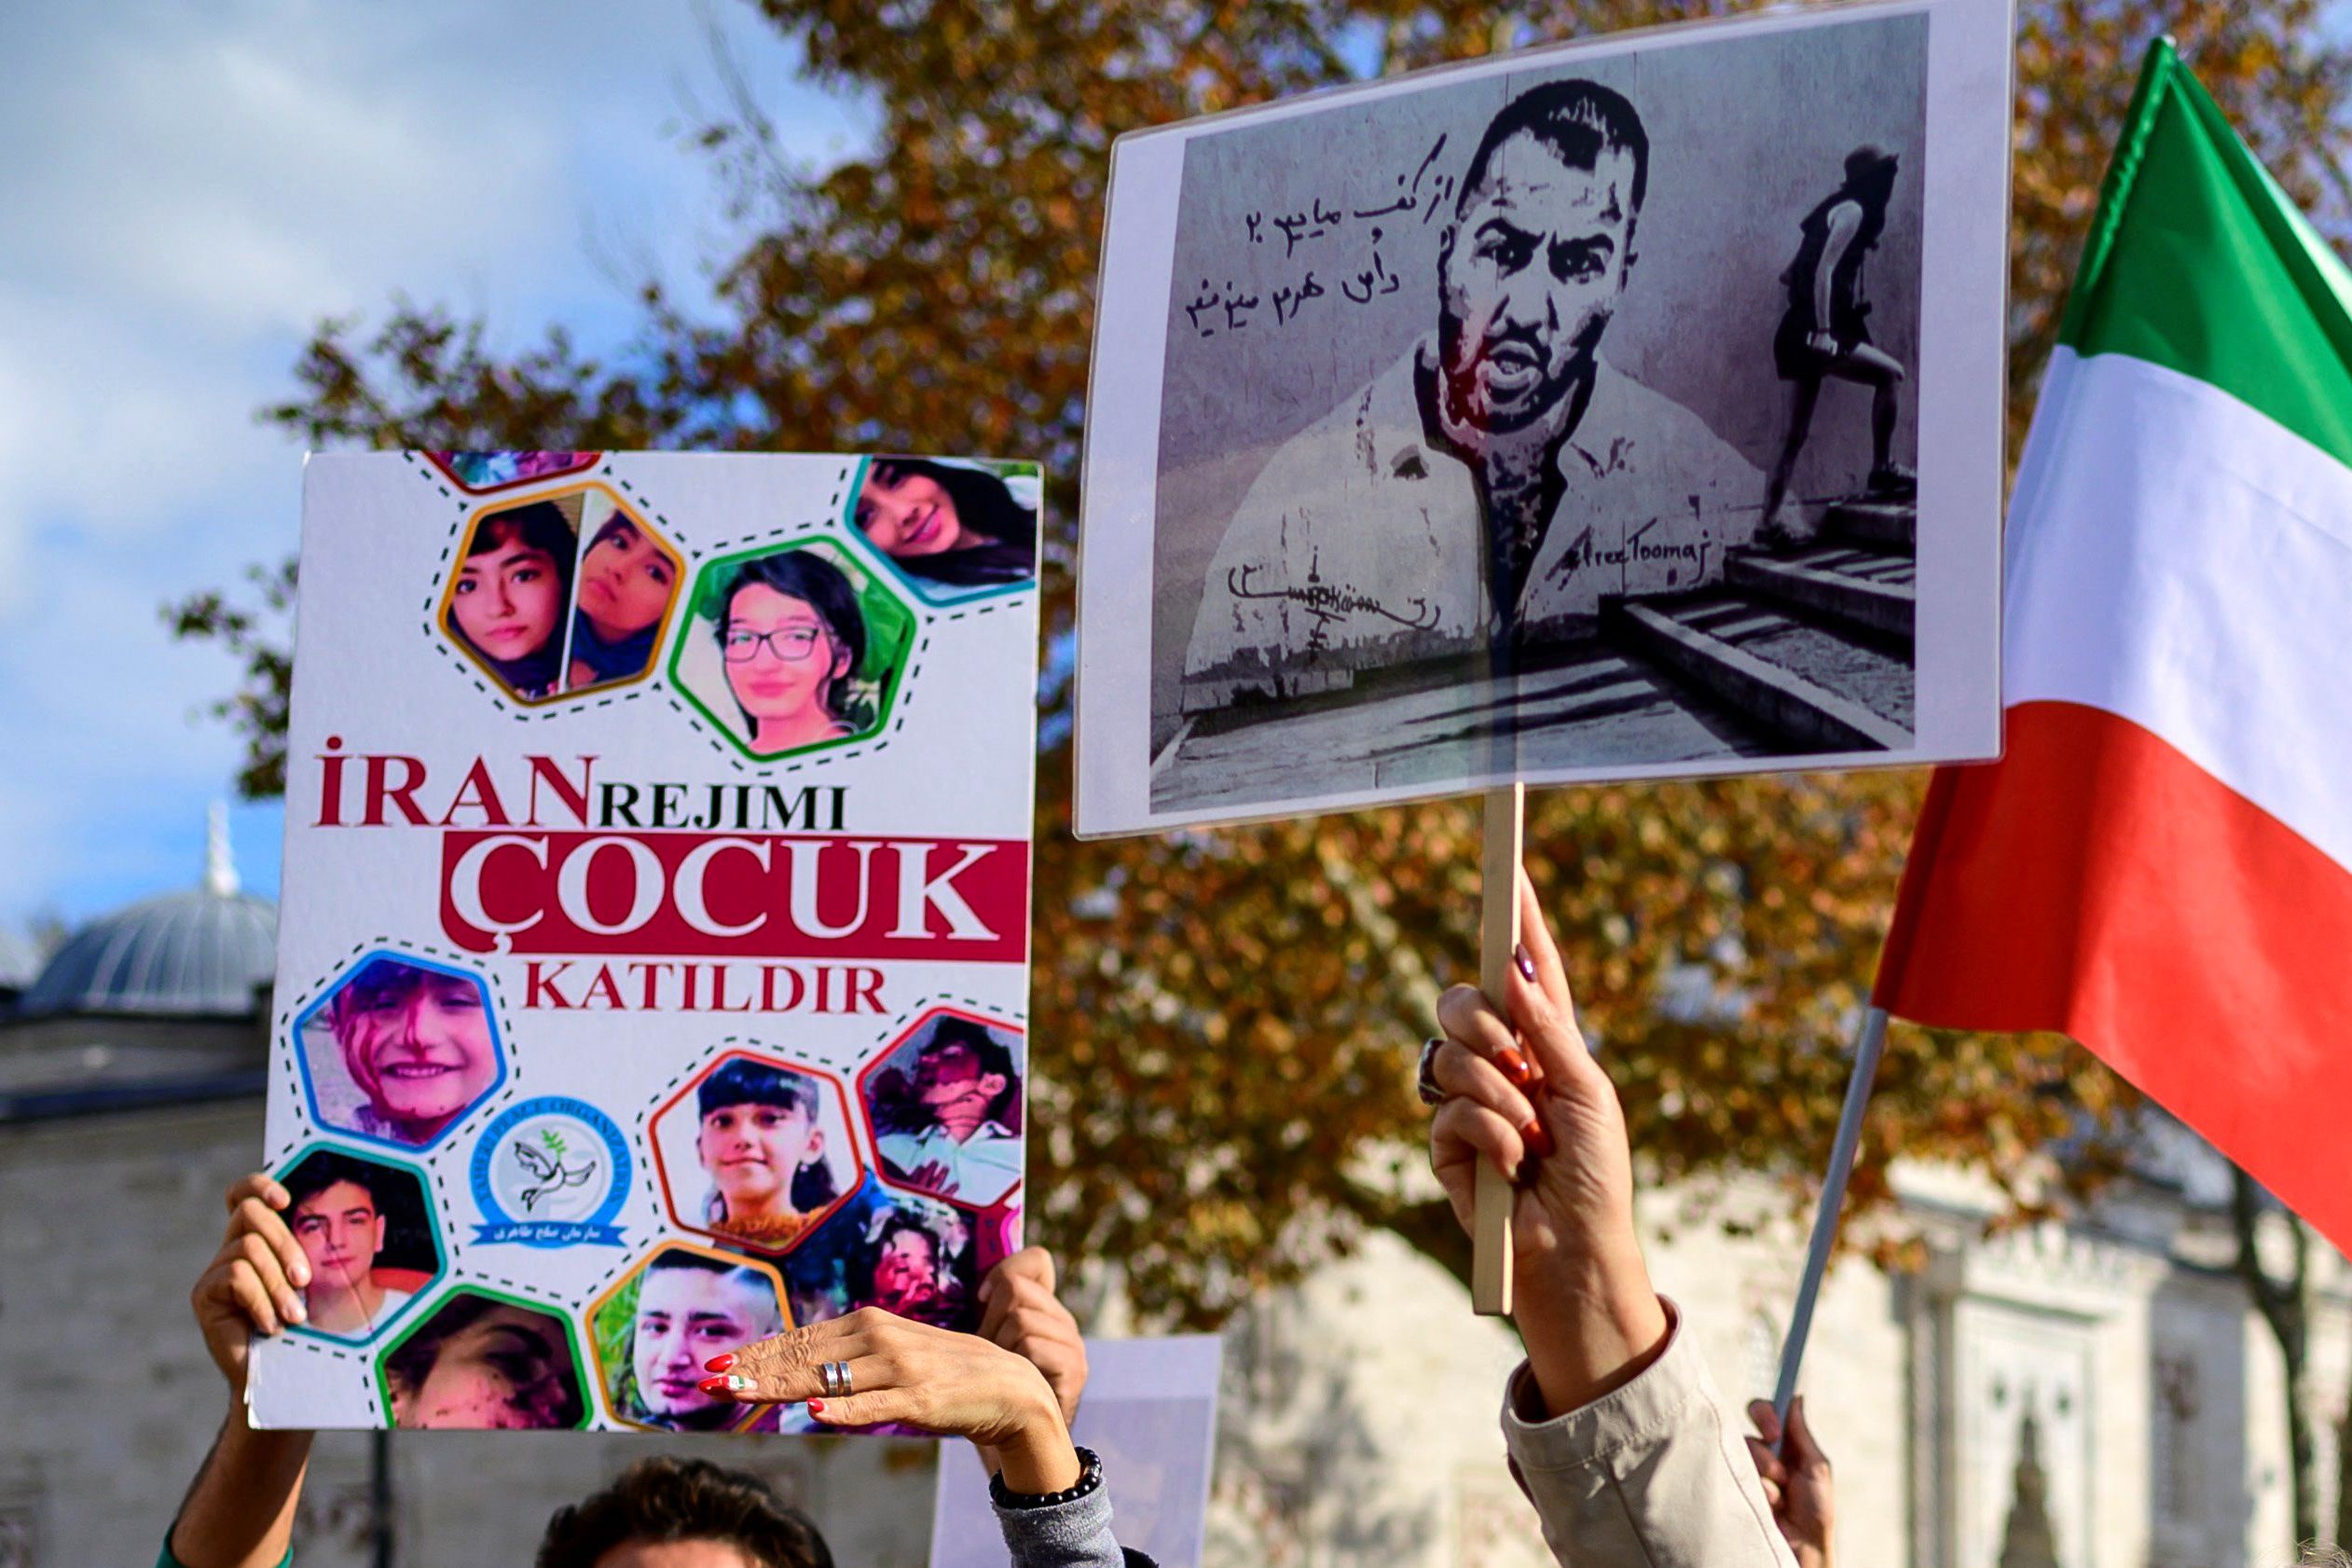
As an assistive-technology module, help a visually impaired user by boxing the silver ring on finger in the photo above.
[1416,1037,1446,1107]
[820,1359,853,1397]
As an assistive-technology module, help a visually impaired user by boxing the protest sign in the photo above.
[248,452,1041,1433]
[1073,0,2013,836]
[929,1336,1222,1567]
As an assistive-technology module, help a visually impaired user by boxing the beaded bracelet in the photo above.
[989,1446,1105,1511]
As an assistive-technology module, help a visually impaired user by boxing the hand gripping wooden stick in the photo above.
[1471,781,1525,1316]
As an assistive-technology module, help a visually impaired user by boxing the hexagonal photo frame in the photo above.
[648,1050,867,1257]
[436,484,684,706]
[425,450,601,494]
[292,951,508,1155]
[376,1285,591,1431]
[842,455,1042,606]
[856,1008,1025,1211]
[586,1241,791,1433]
[273,1143,442,1345]
[668,535,918,763]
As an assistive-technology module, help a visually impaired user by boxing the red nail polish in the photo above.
[807,1398,827,1417]
[697,1376,731,1396]
[704,1353,736,1373]
[1514,944,1536,982]
[1520,1118,1555,1160]
[1495,1047,1532,1086]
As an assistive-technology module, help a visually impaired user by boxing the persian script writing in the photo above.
[1182,135,1454,337]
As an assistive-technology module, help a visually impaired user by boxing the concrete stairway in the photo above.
[1602,495,1918,754]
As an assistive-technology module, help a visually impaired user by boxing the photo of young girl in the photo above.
[564,498,681,693]
[851,457,1040,601]
[442,500,576,701]
[649,1054,862,1256]
[670,541,916,763]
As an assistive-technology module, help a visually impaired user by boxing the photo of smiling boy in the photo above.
[443,500,576,701]
[307,957,503,1148]
[694,1058,843,1253]
[614,1250,785,1431]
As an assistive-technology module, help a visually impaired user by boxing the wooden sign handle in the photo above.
[1471,781,1525,1316]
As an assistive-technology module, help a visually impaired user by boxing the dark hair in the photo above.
[283,1148,387,1212]
[447,502,576,696]
[711,549,867,724]
[642,1248,776,1301]
[1458,78,1649,221]
[849,1207,974,1327]
[859,459,1038,588]
[698,1059,840,1212]
[869,1018,1023,1136]
[535,1457,832,1568]
[325,958,477,1039]
[384,1292,584,1430]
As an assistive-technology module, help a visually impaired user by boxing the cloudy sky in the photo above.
[0,0,863,939]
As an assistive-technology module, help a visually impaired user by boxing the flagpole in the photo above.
[1770,1003,1890,1424]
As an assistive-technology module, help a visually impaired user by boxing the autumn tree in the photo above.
[183,0,2350,1342]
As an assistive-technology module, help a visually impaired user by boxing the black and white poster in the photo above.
[1074,0,2011,835]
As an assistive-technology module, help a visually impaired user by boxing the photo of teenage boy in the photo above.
[868,1017,1024,1207]
[443,500,575,700]
[565,507,680,692]
[617,1251,785,1431]
[694,1058,844,1252]
[309,957,502,1148]
[853,457,1038,596]
[849,1200,976,1328]
[282,1151,430,1339]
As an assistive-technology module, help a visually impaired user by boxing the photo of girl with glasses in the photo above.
[711,550,868,754]
[852,457,1038,598]
[443,501,575,701]
[672,539,916,763]
[566,510,680,692]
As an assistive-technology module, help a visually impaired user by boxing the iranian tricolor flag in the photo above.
[1874,41,2352,1252]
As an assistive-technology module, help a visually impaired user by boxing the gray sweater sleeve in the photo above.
[1498,1302,1795,1568]
[992,1482,1131,1568]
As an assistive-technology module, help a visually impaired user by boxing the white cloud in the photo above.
[0,0,866,927]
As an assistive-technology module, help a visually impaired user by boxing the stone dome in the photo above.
[16,805,277,1020]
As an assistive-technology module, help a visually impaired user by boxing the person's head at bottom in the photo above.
[630,1253,784,1431]
[535,1456,831,1568]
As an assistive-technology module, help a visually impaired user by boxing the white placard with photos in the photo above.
[248,451,1041,1434]
[1075,0,2013,835]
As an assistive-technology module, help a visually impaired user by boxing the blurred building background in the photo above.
[3,815,2344,1568]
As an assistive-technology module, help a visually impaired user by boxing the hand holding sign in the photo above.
[1427,871,1668,1415]
[710,1307,1083,1493]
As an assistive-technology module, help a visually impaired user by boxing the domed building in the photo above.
[0,806,276,1119]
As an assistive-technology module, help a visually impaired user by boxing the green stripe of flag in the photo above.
[2058,39,2352,471]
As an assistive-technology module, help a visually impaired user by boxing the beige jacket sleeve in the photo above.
[1499,1303,1796,1568]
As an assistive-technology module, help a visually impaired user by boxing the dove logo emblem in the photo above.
[471,1097,631,1248]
